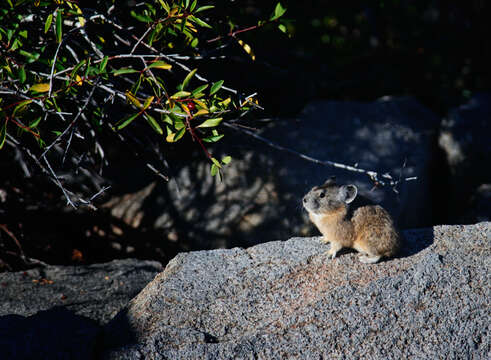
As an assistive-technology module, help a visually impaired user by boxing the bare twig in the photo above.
[48,23,85,97]
[62,80,99,163]
[88,185,111,202]
[131,26,153,54]
[7,134,109,210]
[224,122,417,187]
[41,79,98,159]
[146,163,169,181]
[0,224,25,257]
[42,155,77,207]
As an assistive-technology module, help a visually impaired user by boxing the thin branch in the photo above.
[0,224,25,257]
[47,23,84,97]
[146,163,169,181]
[207,23,264,43]
[88,185,111,202]
[42,155,77,208]
[41,79,98,159]
[131,26,153,54]
[48,38,63,97]
[7,135,108,210]
[224,122,417,187]
[91,13,241,95]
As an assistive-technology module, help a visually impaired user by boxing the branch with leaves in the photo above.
[0,0,288,206]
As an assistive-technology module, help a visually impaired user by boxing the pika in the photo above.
[303,177,401,263]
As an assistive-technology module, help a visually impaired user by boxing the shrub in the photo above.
[0,0,287,206]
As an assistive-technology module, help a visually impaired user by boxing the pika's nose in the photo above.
[302,197,307,203]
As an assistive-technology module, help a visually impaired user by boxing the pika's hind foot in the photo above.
[358,254,382,264]
[327,243,343,259]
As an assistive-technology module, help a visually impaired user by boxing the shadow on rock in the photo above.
[0,307,101,360]
[400,227,434,258]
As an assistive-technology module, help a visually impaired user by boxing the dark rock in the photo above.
[102,222,490,359]
[439,93,491,222]
[0,258,162,324]
[0,308,100,360]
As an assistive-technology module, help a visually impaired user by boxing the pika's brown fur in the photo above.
[303,177,401,263]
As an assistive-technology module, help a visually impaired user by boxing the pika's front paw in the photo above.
[320,236,330,244]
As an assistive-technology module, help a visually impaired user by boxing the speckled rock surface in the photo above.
[102,222,490,359]
[0,258,162,324]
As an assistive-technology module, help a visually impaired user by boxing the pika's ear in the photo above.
[339,185,358,204]
[323,176,336,186]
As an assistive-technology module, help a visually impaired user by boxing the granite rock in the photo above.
[102,222,490,359]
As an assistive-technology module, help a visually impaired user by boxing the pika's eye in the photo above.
[319,192,325,198]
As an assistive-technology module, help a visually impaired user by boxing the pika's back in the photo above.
[352,205,400,257]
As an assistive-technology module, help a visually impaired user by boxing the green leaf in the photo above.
[163,115,173,125]
[174,118,185,130]
[144,114,163,135]
[189,15,212,28]
[130,10,152,23]
[142,96,154,110]
[18,49,40,63]
[222,156,232,164]
[55,9,62,43]
[29,116,42,129]
[190,37,199,48]
[44,13,53,34]
[158,0,170,13]
[30,83,50,93]
[174,126,186,141]
[185,0,190,9]
[197,117,222,128]
[132,74,143,94]
[84,57,91,78]
[12,100,31,117]
[114,113,140,130]
[18,66,26,84]
[148,27,158,46]
[0,120,7,150]
[270,2,287,21]
[171,91,191,99]
[210,163,219,176]
[195,5,214,13]
[278,23,287,33]
[202,134,224,143]
[209,80,224,96]
[211,157,221,168]
[181,68,197,90]
[191,84,208,96]
[71,59,86,79]
[147,61,172,70]
[112,67,139,76]
[190,0,197,12]
[99,55,108,72]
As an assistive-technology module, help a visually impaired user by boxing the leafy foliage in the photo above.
[0,0,287,205]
